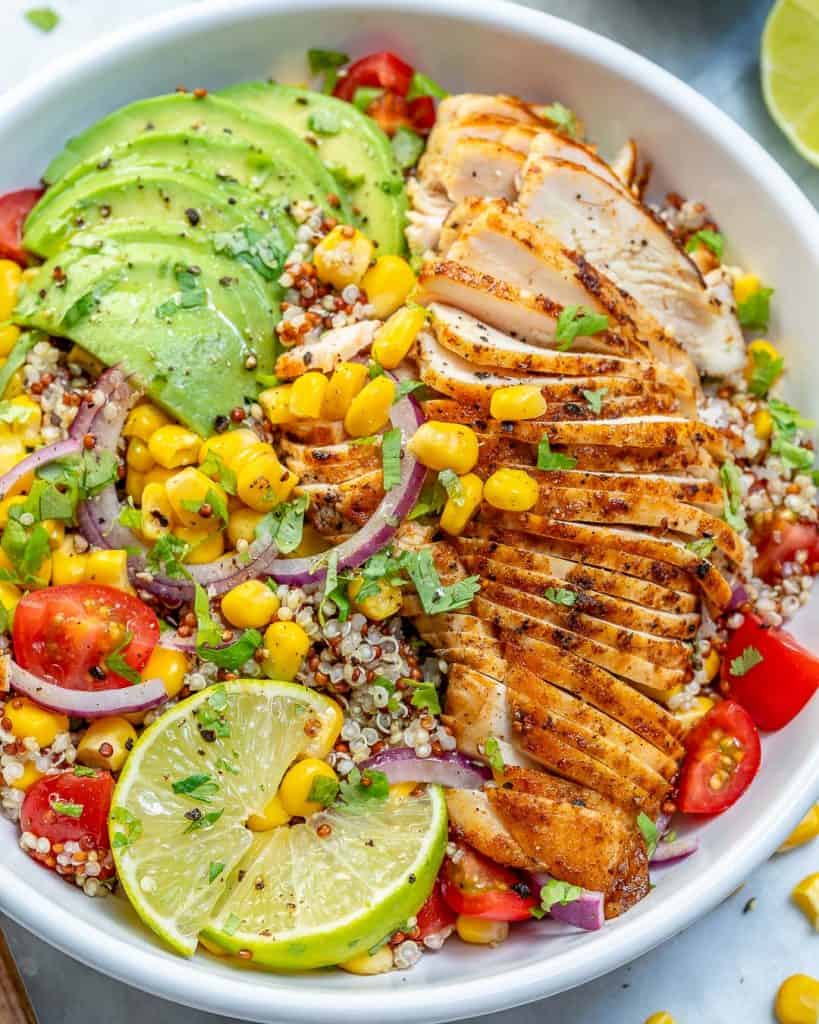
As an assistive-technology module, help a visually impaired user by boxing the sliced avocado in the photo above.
[219,82,407,254]
[43,93,348,218]
[23,164,294,259]
[13,227,286,434]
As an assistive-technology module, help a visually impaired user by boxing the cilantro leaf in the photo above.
[180,487,229,527]
[484,736,504,775]
[184,808,225,834]
[320,549,350,623]
[213,225,289,282]
[50,798,83,818]
[199,450,237,495]
[685,229,724,260]
[111,806,142,848]
[540,102,576,137]
[399,548,480,614]
[394,378,426,402]
[307,47,349,93]
[729,645,763,677]
[719,462,746,532]
[103,629,142,685]
[338,767,390,813]
[255,494,309,555]
[768,397,816,473]
[1,519,51,585]
[581,388,607,415]
[408,476,447,520]
[196,685,231,739]
[537,436,576,471]
[118,498,142,531]
[172,773,220,803]
[747,347,783,398]
[25,7,59,31]
[193,582,261,669]
[534,879,583,918]
[438,469,464,506]
[73,765,98,778]
[544,587,576,606]
[554,305,608,351]
[308,775,340,807]
[637,811,659,859]
[208,861,225,884]
[737,287,774,330]
[410,680,441,715]
[687,537,716,559]
[145,533,191,579]
[381,427,402,492]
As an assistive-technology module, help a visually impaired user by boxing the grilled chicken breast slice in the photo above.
[445,788,540,871]
[280,438,380,484]
[275,321,378,379]
[297,470,383,533]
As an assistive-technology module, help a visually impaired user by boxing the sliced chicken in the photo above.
[445,788,540,871]
[296,470,382,533]
[275,321,378,379]
[280,438,379,484]
[438,139,524,205]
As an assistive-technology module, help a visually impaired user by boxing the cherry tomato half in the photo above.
[364,92,415,136]
[677,700,761,814]
[722,613,819,731]
[13,583,159,691]
[416,879,457,940]
[408,95,437,134]
[440,844,537,921]
[333,50,414,102]
[0,188,43,265]
[753,514,819,582]
[21,768,114,851]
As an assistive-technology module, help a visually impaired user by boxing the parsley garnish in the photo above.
[172,773,220,803]
[544,587,576,606]
[554,306,609,351]
[111,806,143,848]
[747,348,783,398]
[737,287,774,330]
[685,229,724,260]
[581,388,607,415]
[381,427,402,491]
[410,680,441,715]
[338,767,390,813]
[25,7,59,31]
[537,436,576,471]
[532,879,583,919]
[484,736,504,775]
[394,378,426,402]
[719,462,746,532]
[308,775,340,807]
[208,862,225,884]
[540,102,577,137]
[686,536,716,559]
[50,797,83,819]
[392,127,425,169]
[184,808,224,834]
[729,645,763,677]
[637,811,659,859]
[103,630,141,685]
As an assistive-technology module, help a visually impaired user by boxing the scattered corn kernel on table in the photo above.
[2,0,819,1021]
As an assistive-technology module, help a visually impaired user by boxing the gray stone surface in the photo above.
[1,0,816,1020]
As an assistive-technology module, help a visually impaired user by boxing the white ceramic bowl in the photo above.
[2,1,819,1020]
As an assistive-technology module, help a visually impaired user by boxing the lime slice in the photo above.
[762,0,819,165]
[110,680,447,968]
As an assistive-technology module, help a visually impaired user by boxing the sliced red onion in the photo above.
[0,438,81,499]
[531,873,605,932]
[727,584,749,612]
[4,656,167,719]
[360,747,491,789]
[650,833,700,864]
[68,366,127,440]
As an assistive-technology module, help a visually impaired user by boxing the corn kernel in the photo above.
[85,549,130,590]
[9,761,43,792]
[76,716,138,772]
[0,259,22,321]
[4,396,42,442]
[175,525,225,563]
[703,649,721,682]
[0,494,25,527]
[0,325,20,358]
[52,540,88,586]
[361,255,416,319]
[4,696,68,747]
[141,646,189,699]
[780,805,819,853]
[484,468,539,512]
[143,466,176,488]
[67,344,104,377]
[148,424,201,469]
[372,306,426,369]
[408,421,479,475]
[123,402,171,443]
[321,362,370,420]
[289,371,329,420]
[793,873,819,930]
[775,974,819,1024]
[259,385,297,426]
[279,758,338,817]
[349,576,402,621]
[247,793,291,831]
[389,781,418,804]
[643,1015,676,1024]
[673,694,715,731]
[440,472,483,535]
[42,519,64,551]
[141,482,175,541]
[456,916,509,945]
[753,408,774,440]
[0,580,21,625]
[263,620,310,681]
[221,579,280,629]
[734,272,761,306]
[230,442,274,475]
[303,697,344,760]
[227,507,265,548]
[126,437,155,473]
[0,433,26,477]
[3,368,24,400]
[343,375,395,437]
[313,225,373,290]
[237,453,297,512]
[166,466,227,529]
[125,468,145,505]
[339,946,394,975]
[490,384,547,421]
[198,428,259,468]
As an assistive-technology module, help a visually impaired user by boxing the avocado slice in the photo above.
[14,226,287,434]
[23,164,295,259]
[219,82,407,254]
[43,93,347,218]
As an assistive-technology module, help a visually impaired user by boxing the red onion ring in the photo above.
[727,584,749,612]
[0,438,81,499]
[530,873,605,931]
[3,656,167,719]
[650,833,700,864]
[360,747,490,788]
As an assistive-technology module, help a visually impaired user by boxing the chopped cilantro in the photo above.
[196,685,231,739]
[540,101,577,137]
[368,359,385,379]
[194,583,261,669]
[637,811,659,859]
[255,494,308,554]
[719,462,746,532]
[103,629,141,685]
[208,861,225,884]
[737,287,773,330]
[184,808,225,834]
[216,756,240,775]
[581,388,607,414]
[484,736,504,775]
[199,450,237,495]
[0,519,51,585]
[399,548,480,614]
[73,765,98,778]
[381,427,402,492]
[118,498,143,531]
[768,397,816,473]
[438,469,465,506]
[320,549,350,623]
[307,48,349,93]
[410,680,441,715]
[155,265,207,317]
[747,348,784,398]
[25,7,59,32]
[533,879,583,919]
[394,378,425,402]
[328,163,365,190]
[213,225,289,282]
[172,773,220,803]
[145,533,191,579]
[62,273,122,329]
[338,767,390,813]
[537,436,576,471]
[50,797,83,819]
[407,71,447,100]
[729,645,763,677]
[111,806,142,848]
[180,487,229,527]
[308,775,340,807]
[687,536,716,559]
[685,229,724,260]
[408,475,447,520]
[544,587,576,606]
[554,305,608,351]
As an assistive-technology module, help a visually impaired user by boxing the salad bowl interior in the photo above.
[2,1,819,1021]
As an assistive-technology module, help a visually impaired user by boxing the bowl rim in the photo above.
[3,0,819,1020]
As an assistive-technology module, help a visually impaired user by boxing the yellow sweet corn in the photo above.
[371,306,426,369]
[9,761,43,792]
[165,466,227,529]
[313,225,373,290]
[226,507,265,548]
[733,272,761,306]
[125,469,145,505]
[141,481,175,541]
[175,525,225,563]
[236,452,297,512]
[484,468,539,512]
[141,646,189,699]
[263,620,310,680]
[0,580,21,625]
[259,385,297,426]
[703,649,721,682]
[76,716,138,772]
[67,344,104,377]
[389,781,417,804]
[489,385,547,421]
[753,408,774,440]
[344,375,395,437]
[775,974,819,1024]
[0,433,26,477]
[221,579,280,629]
[4,696,68,748]
[42,519,64,551]
[643,1015,676,1024]
[289,371,329,419]
[672,694,714,730]
[3,395,42,442]
[0,259,22,321]
[349,576,403,621]
[247,793,291,832]
[456,916,509,945]
[126,437,155,473]
[321,362,369,420]
[123,402,171,443]
[408,421,479,475]
[793,873,819,930]
[440,473,483,535]
[339,946,394,975]
[279,758,338,817]
[0,325,20,358]
[230,442,274,475]
[361,254,415,319]
[304,698,344,759]
[198,428,259,467]
[780,805,819,852]
[143,466,176,488]
[148,424,201,469]
[85,549,130,590]
[52,540,88,586]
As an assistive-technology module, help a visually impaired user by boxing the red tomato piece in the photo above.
[333,50,414,102]
[0,188,43,265]
[416,879,457,940]
[363,92,415,136]
[408,95,436,134]
[13,583,159,691]
[722,613,819,730]
[677,700,761,814]
[21,769,114,852]
[753,514,819,581]
[440,844,537,921]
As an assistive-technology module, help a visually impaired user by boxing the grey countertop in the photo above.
[1,0,818,1020]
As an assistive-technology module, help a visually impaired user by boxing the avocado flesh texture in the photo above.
[23,164,295,259]
[42,93,348,219]
[14,227,283,435]
[219,82,407,254]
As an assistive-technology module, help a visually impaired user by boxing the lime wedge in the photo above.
[762,0,819,166]
[110,680,447,968]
